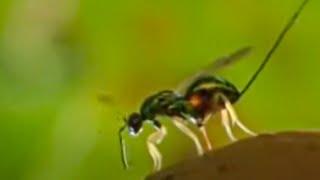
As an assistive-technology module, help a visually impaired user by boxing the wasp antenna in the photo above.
[119,125,129,169]
[239,0,309,98]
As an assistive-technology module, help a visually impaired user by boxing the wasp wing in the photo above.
[176,46,252,95]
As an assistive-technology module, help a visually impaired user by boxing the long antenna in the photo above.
[239,0,309,98]
[119,125,129,169]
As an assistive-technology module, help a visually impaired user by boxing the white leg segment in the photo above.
[147,126,167,172]
[222,96,257,136]
[203,114,212,125]
[221,109,237,142]
[199,126,213,151]
[173,118,204,156]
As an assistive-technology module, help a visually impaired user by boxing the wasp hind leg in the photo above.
[221,108,237,141]
[172,117,204,155]
[221,95,257,136]
[147,125,167,172]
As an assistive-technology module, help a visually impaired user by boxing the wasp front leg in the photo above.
[146,121,167,172]
[220,95,257,136]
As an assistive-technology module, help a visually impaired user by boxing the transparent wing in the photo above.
[176,46,252,94]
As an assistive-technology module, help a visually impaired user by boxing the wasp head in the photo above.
[126,112,143,136]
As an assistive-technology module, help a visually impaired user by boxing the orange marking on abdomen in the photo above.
[189,94,203,108]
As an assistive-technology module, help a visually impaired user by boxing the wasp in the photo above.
[116,0,309,172]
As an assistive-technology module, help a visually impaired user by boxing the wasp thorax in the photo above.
[127,112,143,136]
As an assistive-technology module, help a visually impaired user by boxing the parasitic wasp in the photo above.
[112,0,310,172]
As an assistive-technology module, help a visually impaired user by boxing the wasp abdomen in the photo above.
[186,76,240,118]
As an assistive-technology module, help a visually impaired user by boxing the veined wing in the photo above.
[176,46,252,95]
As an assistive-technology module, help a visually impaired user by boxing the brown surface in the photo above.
[146,132,320,180]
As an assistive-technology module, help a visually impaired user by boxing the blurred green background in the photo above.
[0,0,319,179]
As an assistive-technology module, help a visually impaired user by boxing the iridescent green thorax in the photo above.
[140,90,183,120]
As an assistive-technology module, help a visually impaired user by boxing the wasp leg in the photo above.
[221,108,237,142]
[147,126,167,172]
[199,125,213,151]
[173,118,204,155]
[200,114,214,151]
[221,95,257,136]
[202,114,212,125]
